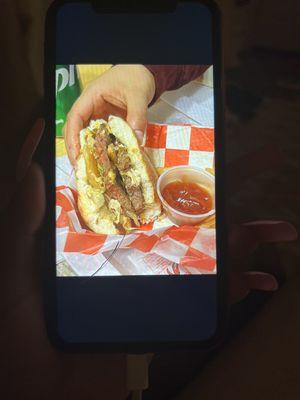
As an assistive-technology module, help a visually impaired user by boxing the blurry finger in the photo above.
[244,220,298,242]
[227,144,284,195]
[0,180,18,211]
[1,163,45,313]
[0,119,45,211]
[6,163,45,236]
[16,119,45,182]
[229,220,297,260]
[244,271,278,291]
[229,271,278,305]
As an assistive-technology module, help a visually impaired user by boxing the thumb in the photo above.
[126,94,148,144]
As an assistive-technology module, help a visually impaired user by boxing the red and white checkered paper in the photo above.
[56,123,216,275]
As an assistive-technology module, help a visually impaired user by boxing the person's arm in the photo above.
[145,65,210,105]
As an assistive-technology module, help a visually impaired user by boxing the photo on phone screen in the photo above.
[55,64,216,277]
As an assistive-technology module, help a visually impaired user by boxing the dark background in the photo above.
[0,1,299,399]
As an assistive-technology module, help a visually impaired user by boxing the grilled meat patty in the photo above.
[114,144,144,213]
[122,175,144,213]
[93,127,139,225]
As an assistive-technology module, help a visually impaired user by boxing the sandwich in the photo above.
[76,116,161,234]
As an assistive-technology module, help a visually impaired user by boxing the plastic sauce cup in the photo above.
[157,166,215,226]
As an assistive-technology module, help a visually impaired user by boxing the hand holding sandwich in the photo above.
[64,64,156,165]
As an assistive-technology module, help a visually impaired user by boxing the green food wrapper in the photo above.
[56,65,81,137]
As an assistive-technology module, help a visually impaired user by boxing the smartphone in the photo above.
[43,0,227,352]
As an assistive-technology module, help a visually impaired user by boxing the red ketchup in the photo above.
[162,181,212,215]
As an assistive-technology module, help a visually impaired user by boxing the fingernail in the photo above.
[135,130,145,145]
[262,274,279,291]
[16,118,45,182]
[269,277,279,291]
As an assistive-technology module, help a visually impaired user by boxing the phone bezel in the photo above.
[42,0,228,353]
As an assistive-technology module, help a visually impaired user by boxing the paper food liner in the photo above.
[56,123,216,275]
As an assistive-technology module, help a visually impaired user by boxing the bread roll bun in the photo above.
[75,116,161,234]
[76,130,120,234]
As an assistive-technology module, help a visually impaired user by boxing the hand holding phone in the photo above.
[0,119,289,398]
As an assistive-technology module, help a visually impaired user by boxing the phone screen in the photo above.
[45,1,226,350]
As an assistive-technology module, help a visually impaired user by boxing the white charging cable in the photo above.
[126,353,153,400]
